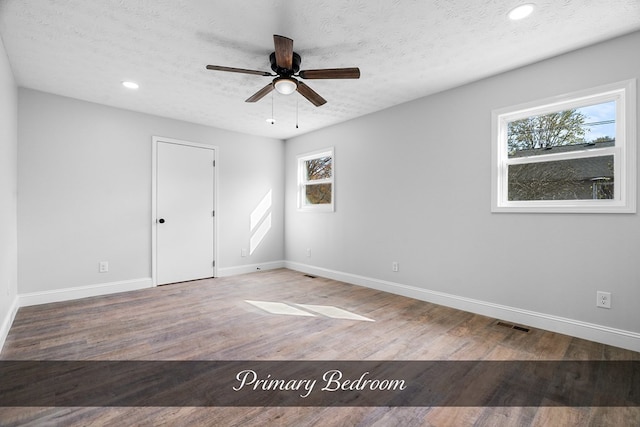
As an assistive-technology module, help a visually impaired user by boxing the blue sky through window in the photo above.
[576,100,616,142]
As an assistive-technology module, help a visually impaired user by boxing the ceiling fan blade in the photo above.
[296,81,327,107]
[206,65,272,77]
[245,83,274,103]
[273,35,294,70]
[299,68,361,79]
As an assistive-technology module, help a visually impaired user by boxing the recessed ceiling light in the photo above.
[508,4,535,20]
[122,81,139,89]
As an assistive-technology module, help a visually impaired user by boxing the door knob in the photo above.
[158,218,165,224]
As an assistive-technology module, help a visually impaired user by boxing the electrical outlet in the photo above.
[596,291,611,309]
[392,261,399,272]
[99,261,109,273]
[306,248,311,257]
[241,248,247,257]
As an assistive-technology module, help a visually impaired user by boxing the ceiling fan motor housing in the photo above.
[270,52,301,76]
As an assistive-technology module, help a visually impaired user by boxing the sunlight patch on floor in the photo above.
[245,300,315,317]
[244,300,374,322]
[297,304,374,322]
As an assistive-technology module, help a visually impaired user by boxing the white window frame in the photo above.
[297,147,335,212]
[491,79,636,213]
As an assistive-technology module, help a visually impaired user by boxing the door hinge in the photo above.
[212,210,215,217]
[213,160,216,167]
[212,261,215,267]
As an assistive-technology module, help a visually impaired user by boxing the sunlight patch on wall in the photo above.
[250,190,272,230]
[250,213,271,255]
[249,190,272,255]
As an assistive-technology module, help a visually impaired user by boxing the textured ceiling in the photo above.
[1,0,639,140]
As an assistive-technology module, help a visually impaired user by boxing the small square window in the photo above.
[298,148,334,211]
[492,80,636,213]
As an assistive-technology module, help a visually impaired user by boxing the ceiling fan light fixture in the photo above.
[508,3,535,20]
[274,77,297,95]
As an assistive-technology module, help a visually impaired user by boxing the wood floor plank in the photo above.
[1,268,639,425]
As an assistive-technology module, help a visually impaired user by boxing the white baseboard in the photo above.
[217,260,285,277]
[284,261,640,353]
[18,277,153,307]
[0,296,19,352]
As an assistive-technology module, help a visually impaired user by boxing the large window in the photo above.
[298,148,334,212]
[492,80,636,213]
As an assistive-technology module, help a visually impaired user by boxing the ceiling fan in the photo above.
[206,35,360,107]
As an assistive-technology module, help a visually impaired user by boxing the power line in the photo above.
[582,120,615,126]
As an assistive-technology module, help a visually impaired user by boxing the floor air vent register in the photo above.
[495,321,531,333]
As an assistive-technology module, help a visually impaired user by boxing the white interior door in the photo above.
[156,141,215,285]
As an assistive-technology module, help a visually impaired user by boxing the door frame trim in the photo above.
[151,136,219,286]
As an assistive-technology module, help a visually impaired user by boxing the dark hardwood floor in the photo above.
[1,268,638,426]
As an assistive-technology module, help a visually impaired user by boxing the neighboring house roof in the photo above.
[509,140,615,182]
[510,140,614,158]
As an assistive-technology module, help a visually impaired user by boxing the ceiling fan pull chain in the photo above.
[296,99,299,129]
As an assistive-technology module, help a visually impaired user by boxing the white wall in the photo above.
[285,31,640,351]
[18,89,284,296]
[0,36,18,347]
